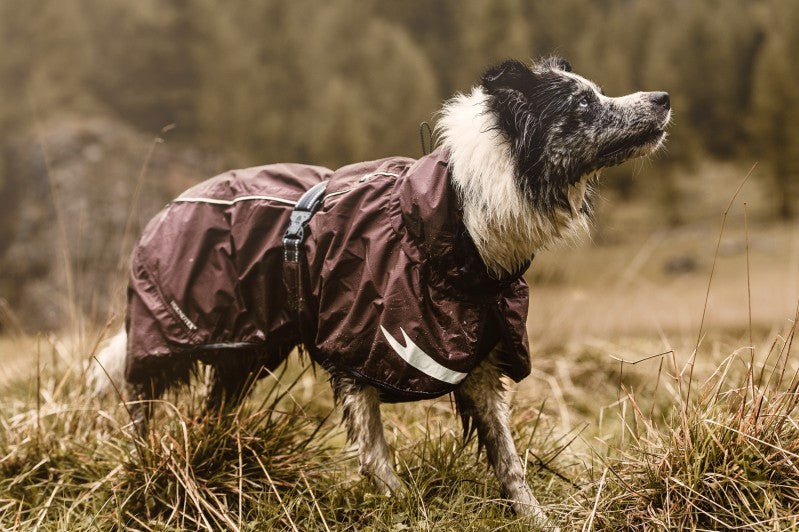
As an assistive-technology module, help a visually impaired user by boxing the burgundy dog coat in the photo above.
[126,149,531,401]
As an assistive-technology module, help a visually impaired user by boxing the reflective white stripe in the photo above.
[173,195,298,206]
[323,189,351,200]
[380,326,467,385]
[174,171,400,206]
[326,171,401,200]
[359,171,399,182]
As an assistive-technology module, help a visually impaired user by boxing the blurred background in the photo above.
[0,0,797,341]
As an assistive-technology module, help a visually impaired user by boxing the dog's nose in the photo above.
[650,91,670,110]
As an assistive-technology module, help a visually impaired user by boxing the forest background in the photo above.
[0,0,797,338]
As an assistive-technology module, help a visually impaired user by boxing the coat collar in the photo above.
[390,148,531,296]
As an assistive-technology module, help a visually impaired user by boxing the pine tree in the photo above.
[750,1,799,219]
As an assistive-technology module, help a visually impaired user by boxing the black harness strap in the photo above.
[283,180,328,315]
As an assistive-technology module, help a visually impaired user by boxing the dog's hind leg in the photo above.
[127,376,168,437]
[205,348,291,413]
[332,376,402,495]
[127,357,192,437]
[206,367,255,413]
[454,353,551,527]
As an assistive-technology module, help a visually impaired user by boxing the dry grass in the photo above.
[0,335,576,530]
[1,320,798,530]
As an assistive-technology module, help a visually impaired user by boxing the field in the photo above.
[1,163,799,530]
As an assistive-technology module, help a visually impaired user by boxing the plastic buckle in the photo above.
[285,210,312,241]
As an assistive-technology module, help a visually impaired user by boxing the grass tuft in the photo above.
[566,312,799,530]
[1,319,798,529]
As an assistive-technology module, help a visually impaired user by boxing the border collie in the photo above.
[91,57,670,527]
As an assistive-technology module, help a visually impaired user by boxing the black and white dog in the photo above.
[91,57,670,526]
[443,57,669,278]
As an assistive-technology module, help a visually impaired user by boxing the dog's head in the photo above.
[437,56,671,276]
[481,57,671,212]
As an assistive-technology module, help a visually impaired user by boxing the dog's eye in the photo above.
[577,96,590,110]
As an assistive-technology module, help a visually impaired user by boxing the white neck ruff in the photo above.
[436,87,591,277]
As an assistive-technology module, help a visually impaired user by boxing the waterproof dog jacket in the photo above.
[127,149,531,401]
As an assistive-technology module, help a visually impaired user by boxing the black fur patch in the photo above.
[481,57,589,213]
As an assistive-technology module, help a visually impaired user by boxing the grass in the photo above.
[0,318,797,530]
[0,338,573,530]
[569,312,799,529]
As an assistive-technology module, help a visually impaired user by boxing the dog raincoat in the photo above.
[126,149,531,401]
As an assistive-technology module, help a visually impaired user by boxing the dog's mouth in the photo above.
[596,127,666,162]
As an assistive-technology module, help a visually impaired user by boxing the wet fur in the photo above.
[90,57,670,527]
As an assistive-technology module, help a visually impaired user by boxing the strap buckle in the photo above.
[282,181,328,263]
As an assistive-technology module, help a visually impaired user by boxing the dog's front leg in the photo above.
[332,376,402,495]
[455,355,551,526]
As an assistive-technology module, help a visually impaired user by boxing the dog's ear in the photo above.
[482,59,535,95]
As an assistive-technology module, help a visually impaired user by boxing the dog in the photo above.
[90,57,670,526]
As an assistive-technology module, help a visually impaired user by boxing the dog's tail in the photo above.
[88,328,127,397]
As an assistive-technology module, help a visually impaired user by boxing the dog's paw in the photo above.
[513,498,558,530]
[375,473,404,497]
[361,468,403,497]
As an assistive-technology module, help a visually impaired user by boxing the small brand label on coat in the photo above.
[170,300,198,331]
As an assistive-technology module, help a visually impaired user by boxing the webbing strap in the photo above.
[282,180,328,313]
